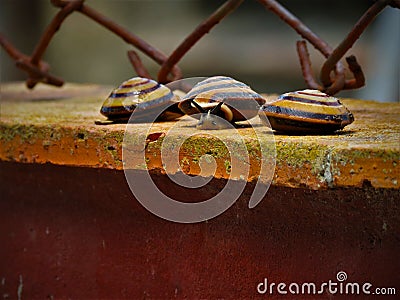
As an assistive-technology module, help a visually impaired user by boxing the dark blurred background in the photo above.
[1,0,399,102]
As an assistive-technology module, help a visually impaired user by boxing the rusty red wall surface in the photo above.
[1,161,399,299]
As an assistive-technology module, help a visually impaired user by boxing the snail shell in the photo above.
[178,76,266,129]
[258,89,354,133]
[99,77,183,123]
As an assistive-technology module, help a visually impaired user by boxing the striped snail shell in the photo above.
[258,89,354,133]
[178,76,266,130]
[98,77,183,124]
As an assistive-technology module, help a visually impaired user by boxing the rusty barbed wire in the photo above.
[157,0,244,83]
[0,0,398,95]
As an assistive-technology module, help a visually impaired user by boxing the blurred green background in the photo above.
[1,0,399,102]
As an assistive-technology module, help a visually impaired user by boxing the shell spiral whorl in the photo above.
[100,77,182,123]
[259,89,354,133]
[178,76,266,129]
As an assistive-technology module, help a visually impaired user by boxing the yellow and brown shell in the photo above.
[178,76,266,123]
[99,77,183,123]
[258,89,354,133]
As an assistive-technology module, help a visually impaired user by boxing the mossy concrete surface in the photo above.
[1,82,399,189]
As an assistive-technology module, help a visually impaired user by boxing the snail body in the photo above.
[178,76,266,130]
[258,89,354,133]
[98,77,183,124]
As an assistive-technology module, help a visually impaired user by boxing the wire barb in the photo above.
[320,0,391,93]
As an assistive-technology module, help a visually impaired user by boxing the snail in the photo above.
[96,77,184,124]
[178,76,266,130]
[258,89,354,133]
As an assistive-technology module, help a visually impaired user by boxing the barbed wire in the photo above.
[1,0,398,95]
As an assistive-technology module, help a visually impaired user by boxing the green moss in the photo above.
[0,124,36,144]
[332,148,400,167]
[224,160,232,174]
[275,141,329,174]
[0,123,67,145]
[181,156,190,166]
